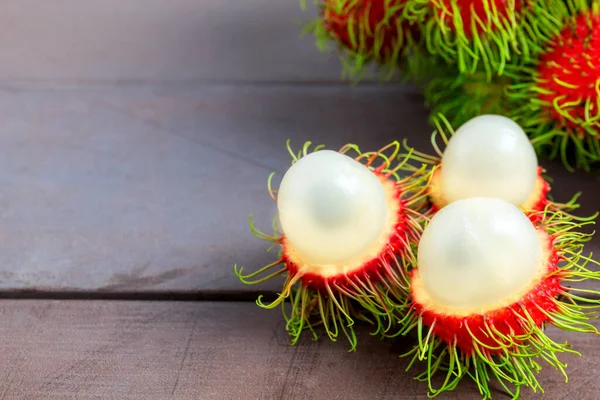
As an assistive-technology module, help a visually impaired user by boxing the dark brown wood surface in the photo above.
[0,2,599,398]
[0,0,347,83]
[0,84,423,292]
[0,84,597,293]
[0,300,597,400]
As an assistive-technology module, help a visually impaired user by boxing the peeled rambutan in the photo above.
[505,2,600,171]
[234,140,430,350]
[403,0,570,77]
[302,0,421,80]
[404,114,580,217]
[398,197,600,398]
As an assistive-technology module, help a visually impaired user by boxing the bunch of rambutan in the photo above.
[299,0,600,171]
[235,114,600,399]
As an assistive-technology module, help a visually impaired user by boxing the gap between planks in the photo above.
[0,289,598,302]
[0,289,280,302]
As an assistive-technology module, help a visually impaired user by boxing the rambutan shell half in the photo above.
[281,171,411,291]
[410,229,560,356]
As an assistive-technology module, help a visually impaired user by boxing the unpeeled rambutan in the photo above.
[420,66,515,129]
[301,0,421,80]
[235,140,430,350]
[403,0,570,78]
[396,196,600,398]
[505,1,600,171]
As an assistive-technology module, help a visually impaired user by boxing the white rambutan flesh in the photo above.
[417,197,543,311]
[439,114,539,206]
[277,150,390,266]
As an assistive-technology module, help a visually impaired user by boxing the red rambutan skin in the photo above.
[322,0,418,59]
[280,167,412,292]
[536,10,600,130]
[436,0,524,39]
[410,234,561,356]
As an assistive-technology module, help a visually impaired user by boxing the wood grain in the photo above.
[0,84,423,292]
[0,0,348,83]
[0,85,597,293]
[0,300,598,399]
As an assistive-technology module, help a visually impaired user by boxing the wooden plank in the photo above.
[0,85,597,293]
[0,300,598,399]
[0,0,348,83]
[0,84,424,292]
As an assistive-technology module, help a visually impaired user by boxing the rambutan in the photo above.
[404,114,580,216]
[234,140,431,350]
[505,1,600,171]
[396,197,600,398]
[301,0,421,80]
[421,67,515,129]
[403,0,570,78]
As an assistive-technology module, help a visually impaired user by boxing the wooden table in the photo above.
[1,2,599,399]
